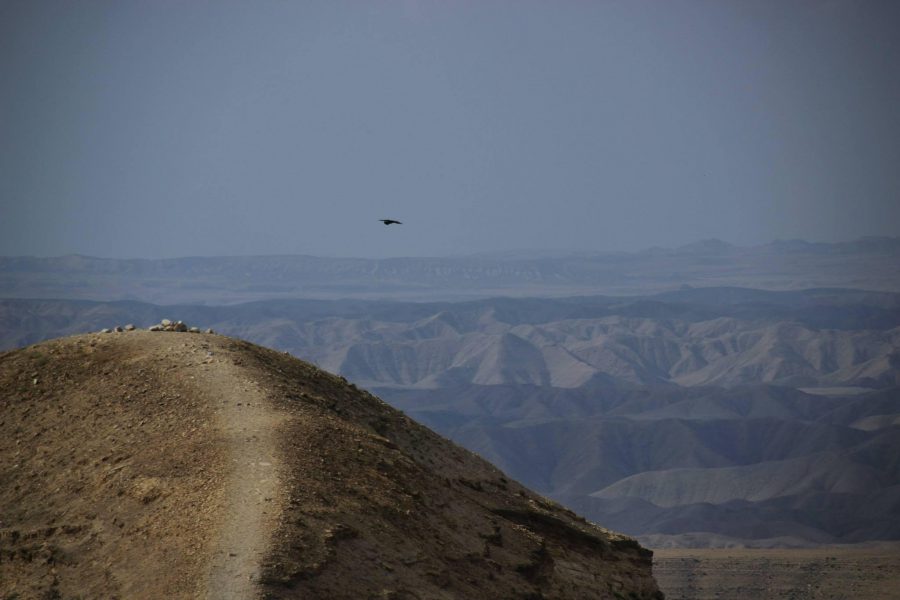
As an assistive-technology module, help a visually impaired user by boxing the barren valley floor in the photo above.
[653,545,900,600]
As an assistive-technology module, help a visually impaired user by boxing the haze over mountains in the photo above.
[2,237,899,303]
[3,262,899,548]
[6,0,900,593]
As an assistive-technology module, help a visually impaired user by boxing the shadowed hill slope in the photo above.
[0,331,662,599]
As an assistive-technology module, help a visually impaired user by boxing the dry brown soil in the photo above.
[653,545,900,600]
[1,331,662,599]
[0,331,292,599]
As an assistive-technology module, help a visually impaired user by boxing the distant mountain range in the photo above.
[2,286,899,547]
[2,236,899,303]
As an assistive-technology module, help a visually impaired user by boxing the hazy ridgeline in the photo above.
[3,242,899,548]
[2,237,899,304]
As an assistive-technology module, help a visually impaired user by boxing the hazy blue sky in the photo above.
[2,1,899,258]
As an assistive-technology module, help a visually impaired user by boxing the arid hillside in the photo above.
[3,288,900,547]
[0,330,662,599]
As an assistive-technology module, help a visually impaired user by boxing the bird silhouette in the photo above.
[379,219,402,225]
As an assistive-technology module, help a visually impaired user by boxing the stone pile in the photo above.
[148,319,214,334]
[100,320,214,334]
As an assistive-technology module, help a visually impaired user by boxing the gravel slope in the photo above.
[0,331,662,599]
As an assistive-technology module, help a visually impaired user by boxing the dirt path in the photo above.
[197,344,288,600]
[0,331,664,599]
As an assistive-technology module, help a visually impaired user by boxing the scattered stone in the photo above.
[205,328,215,334]
[131,476,165,504]
[124,324,135,331]
[146,319,208,333]
[100,328,111,334]
[114,326,124,333]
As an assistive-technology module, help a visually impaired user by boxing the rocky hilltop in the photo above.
[0,330,662,599]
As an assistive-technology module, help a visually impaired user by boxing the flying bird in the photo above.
[379,219,402,225]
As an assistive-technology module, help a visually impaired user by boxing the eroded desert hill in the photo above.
[0,330,662,599]
[3,289,900,547]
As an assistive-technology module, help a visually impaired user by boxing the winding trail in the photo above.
[200,349,288,599]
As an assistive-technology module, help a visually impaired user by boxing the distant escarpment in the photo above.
[1,236,898,303]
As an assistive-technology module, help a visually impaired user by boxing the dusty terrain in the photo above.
[0,330,662,599]
[653,545,900,599]
[4,289,900,548]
